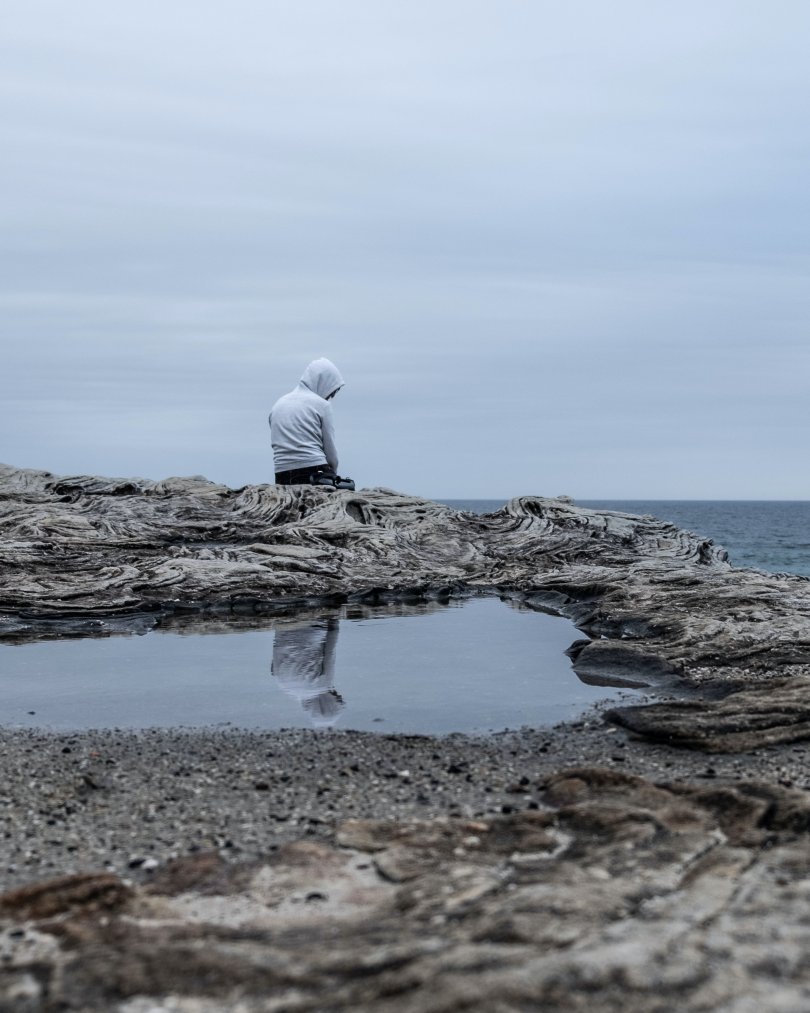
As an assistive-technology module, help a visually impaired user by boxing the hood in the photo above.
[300,357,344,400]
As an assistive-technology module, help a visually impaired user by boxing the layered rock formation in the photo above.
[2,464,810,750]
[4,464,810,1010]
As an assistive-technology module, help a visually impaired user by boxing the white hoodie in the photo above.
[271,619,345,728]
[268,358,344,473]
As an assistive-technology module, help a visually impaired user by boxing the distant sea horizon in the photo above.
[436,499,810,578]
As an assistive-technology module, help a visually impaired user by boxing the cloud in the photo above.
[1,1,808,496]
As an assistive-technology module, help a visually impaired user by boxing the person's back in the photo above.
[269,358,345,485]
[271,618,345,728]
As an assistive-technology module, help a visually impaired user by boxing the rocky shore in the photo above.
[2,464,810,1010]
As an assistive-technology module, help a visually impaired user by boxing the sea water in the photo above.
[0,598,636,734]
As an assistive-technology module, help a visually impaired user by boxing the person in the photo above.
[269,357,350,487]
[270,618,345,728]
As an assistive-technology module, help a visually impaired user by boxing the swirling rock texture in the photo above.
[3,463,810,1010]
[3,462,810,750]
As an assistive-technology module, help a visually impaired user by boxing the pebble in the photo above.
[0,720,807,893]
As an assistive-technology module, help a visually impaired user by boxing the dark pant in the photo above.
[275,464,336,486]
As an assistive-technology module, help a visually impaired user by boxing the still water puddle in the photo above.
[0,598,641,734]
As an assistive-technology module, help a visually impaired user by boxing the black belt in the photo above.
[275,465,334,486]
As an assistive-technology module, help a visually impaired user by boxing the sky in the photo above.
[2,1,808,499]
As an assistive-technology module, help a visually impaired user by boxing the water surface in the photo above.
[0,598,638,734]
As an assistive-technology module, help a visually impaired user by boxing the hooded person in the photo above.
[270,618,346,729]
[269,357,347,486]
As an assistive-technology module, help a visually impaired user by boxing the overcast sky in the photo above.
[2,1,808,499]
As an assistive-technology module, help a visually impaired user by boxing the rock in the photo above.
[3,769,810,1010]
[4,466,810,1005]
[3,464,810,748]
[608,676,810,752]
[0,872,130,920]
[1,463,809,659]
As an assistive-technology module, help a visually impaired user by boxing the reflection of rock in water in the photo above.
[271,618,345,728]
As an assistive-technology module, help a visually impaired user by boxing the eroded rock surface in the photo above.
[3,464,810,750]
[4,466,810,1007]
[4,767,810,1011]
[610,676,810,752]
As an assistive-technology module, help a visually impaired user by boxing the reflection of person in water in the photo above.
[270,618,345,728]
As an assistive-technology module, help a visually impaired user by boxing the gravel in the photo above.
[2,708,808,892]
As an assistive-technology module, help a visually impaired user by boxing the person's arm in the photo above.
[321,405,339,471]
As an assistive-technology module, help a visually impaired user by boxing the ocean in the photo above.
[438,500,810,578]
